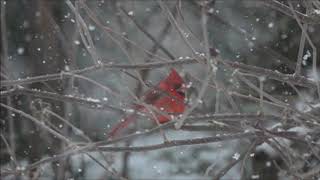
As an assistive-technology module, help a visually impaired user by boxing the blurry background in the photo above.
[1,0,320,179]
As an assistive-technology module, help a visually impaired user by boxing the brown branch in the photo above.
[120,6,175,60]
[0,58,198,87]
[1,87,124,113]
[0,123,300,178]
[1,57,318,91]
[2,132,258,177]
[97,132,260,152]
[228,61,318,89]
[0,103,72,144]
[93,113,296,148]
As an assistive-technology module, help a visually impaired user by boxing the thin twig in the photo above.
[0,103,72,145]
[258,0,320,24]
[1,1,17,175]
[66,0,99,65]
[288,1,320,100]
[175,3,216,129]
[1,87,124,113]
[0,134,19,168]
[211,140,258,179]
[1,58,318,90]
[120,6,175,60]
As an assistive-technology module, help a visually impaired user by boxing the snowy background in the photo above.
[1,0,320,179]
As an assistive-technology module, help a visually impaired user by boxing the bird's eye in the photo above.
[177,91,185,97]
[173,83,182,90]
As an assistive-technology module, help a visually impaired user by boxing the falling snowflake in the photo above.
[128,11,134,16]
[268,22,274,28]
[232,152,240,160]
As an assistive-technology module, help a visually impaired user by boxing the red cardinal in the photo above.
[108,69,185,138]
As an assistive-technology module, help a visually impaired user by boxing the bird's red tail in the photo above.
[107,114,136,139]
